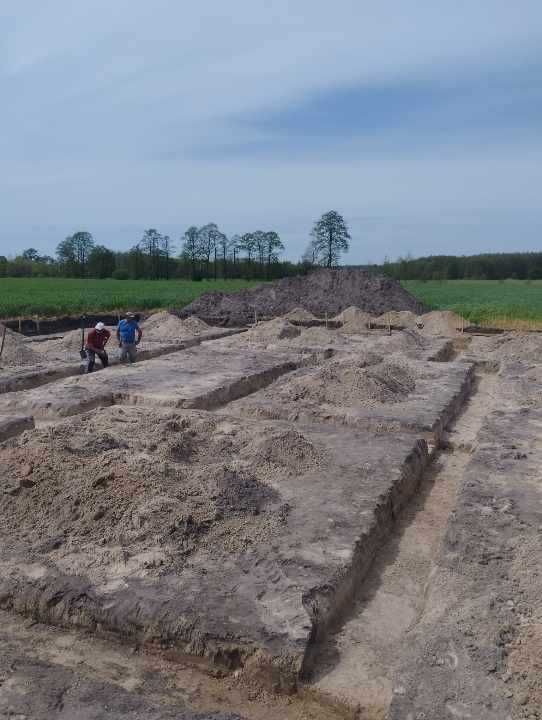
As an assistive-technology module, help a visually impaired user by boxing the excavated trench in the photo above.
[0,328,505,719]
[306,369,499,716]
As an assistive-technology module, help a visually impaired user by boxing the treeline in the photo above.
[0,227,298,280]
[377,252,542,281]
[0,211,353,280]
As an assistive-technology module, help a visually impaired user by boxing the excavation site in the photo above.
[1,273,541,720]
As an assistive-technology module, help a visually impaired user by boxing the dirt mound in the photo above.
[246,353,415,413]
[1,407,323,574]
[419,310,465,336]
[142,311,211,341]
[0,325,41,367]
[181,268,422,326]
[274,326,348,349]
[242,318,301,344]
[336,307,374,334]
[376,310,419,328]
[282,307,318,322]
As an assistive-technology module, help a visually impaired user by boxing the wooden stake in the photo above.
[325,311,328,329]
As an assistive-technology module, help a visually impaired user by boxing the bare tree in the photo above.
[139,228,163,279]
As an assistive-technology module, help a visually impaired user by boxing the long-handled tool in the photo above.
[0,324,7,364]
[79,315,87,359]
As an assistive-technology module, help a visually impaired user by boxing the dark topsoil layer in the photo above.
[180,268,423,326]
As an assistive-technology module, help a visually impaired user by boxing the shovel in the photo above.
[79,315,87,359]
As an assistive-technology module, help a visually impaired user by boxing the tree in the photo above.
[161,234,175,279]
[263,231,284,266]
[239,232,256,263]
[139,228,163,279]
[88,245,116,278]
[22,248,40,262]
[197,223,221,275]
[71,231,95,275]
[302,238,318,266]
[181,226,201,278]
[310,210,350,267]
[216,231,230,277]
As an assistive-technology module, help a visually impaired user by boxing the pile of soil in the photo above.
[335,307,374,334]
[242,318,301,344]
[375,310,419,328]
[181,268,422,326]
[282,307,318,322]
[0,324,41,368]
[1,407,323,577]
[242,353,417,414]
[142,311,210,341]
[419,310,465,336]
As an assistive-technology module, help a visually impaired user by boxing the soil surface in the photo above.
[180,269,422,325]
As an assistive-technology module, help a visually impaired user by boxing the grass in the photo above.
[2,277,542,329]
[0,277,260,318]
[404,279,542,329]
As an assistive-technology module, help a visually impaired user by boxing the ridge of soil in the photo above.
[180,269,423,326]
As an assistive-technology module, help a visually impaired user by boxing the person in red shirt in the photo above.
[85,322,111,373]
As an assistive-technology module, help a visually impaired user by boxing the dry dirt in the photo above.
[1,406,324,583]
[0,323,42,367]
[419,309,466,335]
[181,268,422,325]
[375,310,419,328]
[2,316,542,720]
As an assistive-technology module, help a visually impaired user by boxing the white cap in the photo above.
[95,322,105,330]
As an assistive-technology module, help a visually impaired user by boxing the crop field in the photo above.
[1,277,542,327]
[0,277,260,318]
[403,279,542,328]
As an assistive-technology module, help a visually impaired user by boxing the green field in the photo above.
[0,278,260,318]
[403,279,542,327]
[2,277,542,327]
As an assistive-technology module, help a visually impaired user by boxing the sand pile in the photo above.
[142,311,211,341]
[282,307,318,322]
[181,268,422,326]
[242,353,416,413]
[0,325,41,367]
[242,318,301,344]
[376,310,419,328]
[1,407,322,573]
[419,310,465,336]
[142,311,186,341]
[336,307,374,334]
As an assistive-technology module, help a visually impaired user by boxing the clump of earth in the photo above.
[0,324,41,368]
[181,268,423,326]
[0,407,324,582]
[419,310,466,336]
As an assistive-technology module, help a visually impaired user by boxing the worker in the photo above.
[117,311,142,364]
[85,322,111,373]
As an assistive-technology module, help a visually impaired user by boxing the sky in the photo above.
[1,1,541,263]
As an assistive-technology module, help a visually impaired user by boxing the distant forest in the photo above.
[2,221,541,281]
[375,252,542,281]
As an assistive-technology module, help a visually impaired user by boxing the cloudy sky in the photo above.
[2,1,541,262]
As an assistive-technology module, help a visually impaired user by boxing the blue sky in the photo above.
[1,1,541,263]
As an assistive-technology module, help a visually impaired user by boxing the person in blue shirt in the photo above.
[116,312,142,364]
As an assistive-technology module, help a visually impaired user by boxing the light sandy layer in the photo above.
[0,324,41,368]
[282,307,318,322]
[419,310,466,335]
